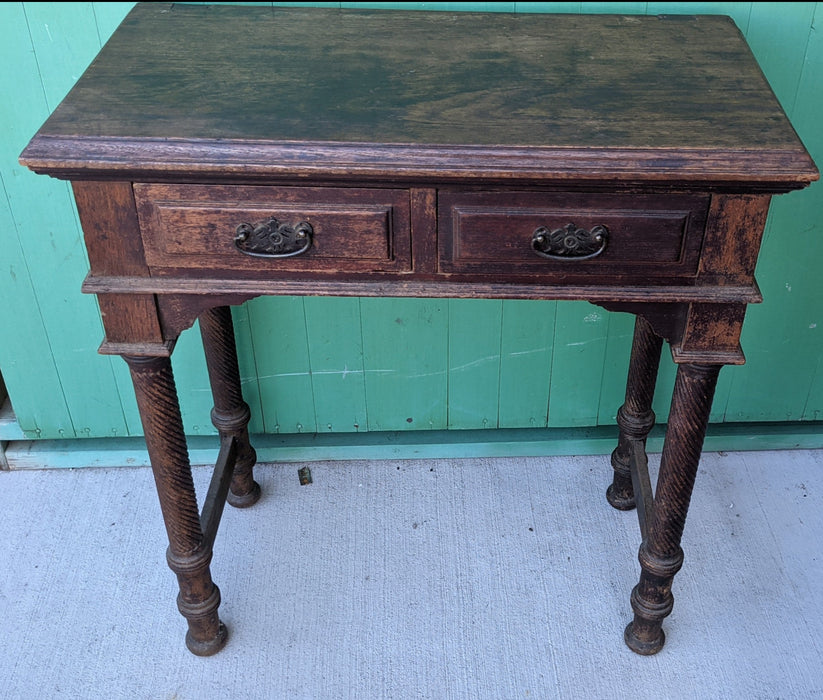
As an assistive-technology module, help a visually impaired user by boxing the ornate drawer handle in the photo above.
[234,217,313,258]
[531,223,609,260]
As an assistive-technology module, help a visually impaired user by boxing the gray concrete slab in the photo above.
[1,450,821,699]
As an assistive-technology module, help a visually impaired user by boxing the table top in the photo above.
[20,2,817,189]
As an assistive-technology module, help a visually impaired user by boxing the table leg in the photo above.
[124,355,228,656]
[624,362,721,655]
[199,306,261,508]
[607,315,663,510]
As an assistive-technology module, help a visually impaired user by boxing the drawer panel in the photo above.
[439,191,710,279]
[134,184,411,274]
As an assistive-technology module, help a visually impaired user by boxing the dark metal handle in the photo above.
[531,223,609,261]
[234,217,313,258]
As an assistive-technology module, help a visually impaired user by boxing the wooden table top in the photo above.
[20,2,817,188]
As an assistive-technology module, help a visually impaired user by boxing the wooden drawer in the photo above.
[134,184,412,275]
[438,191,710,280]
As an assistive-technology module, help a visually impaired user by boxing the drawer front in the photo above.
[439,191,710,280]
[134,184,411,275]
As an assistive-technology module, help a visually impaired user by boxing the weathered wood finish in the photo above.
[608,316,664,510]
[698,195,773,285]
[625,362,722,655]
[71,180,163,350]
[19,6,816,189]
[124,354,226,656]
[134,184,413,275]
[438,191,709,283]
[82,275,764,304]
[199,306,260,508]
[25,136,815,190]
[18,3,818,657]
[675,303,749,364]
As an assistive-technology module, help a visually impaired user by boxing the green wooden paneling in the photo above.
[231,304,267,435]
[361,298,449,431]
[498,300,556,429]
[722,1,823,423]
[249,296,317,434]
[1,2,132,439]
[798,3,823,420]
[1,1,822,448]
[304,296,368,433]
[447,300,503,430]
[548,302,610,427]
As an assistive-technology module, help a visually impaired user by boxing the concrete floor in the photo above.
[1,449,821,699]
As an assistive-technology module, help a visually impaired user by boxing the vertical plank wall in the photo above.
[1,2,821,448]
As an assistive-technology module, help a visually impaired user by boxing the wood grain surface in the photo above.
[20,3,817,186]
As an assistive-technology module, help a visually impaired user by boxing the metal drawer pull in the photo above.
[234,217,313,258]
[531,223,609,260]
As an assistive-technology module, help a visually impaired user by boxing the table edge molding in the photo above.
[20,135,819,190]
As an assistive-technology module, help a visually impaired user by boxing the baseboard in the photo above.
[2,422,822,470]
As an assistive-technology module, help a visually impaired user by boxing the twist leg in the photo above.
[125,354,228,656]
[199,306,261,508]
[624,362,721,655]
[607,315,664,510]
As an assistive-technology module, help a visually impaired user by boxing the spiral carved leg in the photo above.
[199,306,260,508]
[624,362,721,655]
[608,315,664,510]
[125,354,227,656]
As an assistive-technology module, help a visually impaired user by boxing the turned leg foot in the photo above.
[186,622,229,657]
[125,354,228,655]
[199,306,261,508]
[608,315,663,511]
[624,623,665,656]
[168,547,229,656]
[624,362,720,654]
[623,545,683,655]
[226,475,261,509]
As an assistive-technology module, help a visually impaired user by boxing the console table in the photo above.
[20,3,818,656]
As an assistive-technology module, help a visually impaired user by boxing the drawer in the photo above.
[134,184,411,275]
[438,191,710,280]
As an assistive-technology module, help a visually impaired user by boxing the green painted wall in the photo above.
[1,2,822,445]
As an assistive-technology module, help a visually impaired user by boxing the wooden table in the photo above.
[20,3,818,656]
